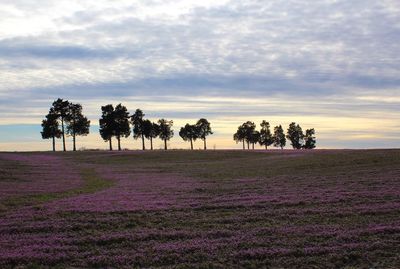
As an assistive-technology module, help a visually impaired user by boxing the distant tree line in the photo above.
[99,104,177,151]
[41,100,315,151]
[99,104,213,151]
[41,100,213,151]
[233,121,316,150]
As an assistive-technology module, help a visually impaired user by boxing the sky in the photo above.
[0,0,399,151]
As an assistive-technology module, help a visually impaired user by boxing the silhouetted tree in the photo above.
[287,122,304,149]
[233,125,247,150]
[179,124,198,150]
[196,118,213,150]
[249,130,260,150]
[99,104,115,151]
[114,104,131,151]
[259,121,273,150]
[273,125,286,149]
[131,109,146,150]
[143,121,160,150]
[303,128,316,149]
[242,121,256,149]
[52,98,70,151]
[158,119,174,150]
[65,103,90,151]
[143,120,152,150]
[41,108,62,151]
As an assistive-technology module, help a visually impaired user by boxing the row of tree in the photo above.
[41,99,214,151]
[41,99,90,151]
[179,120,213,150]
[99,104,213,151]
[233,121,316,150]
[41,100,315,151]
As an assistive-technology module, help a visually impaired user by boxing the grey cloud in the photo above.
[0,0,399,146]
[0,44,119,59]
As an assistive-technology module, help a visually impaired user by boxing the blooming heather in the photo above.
[0,153,83,200]
[0,150,400,268]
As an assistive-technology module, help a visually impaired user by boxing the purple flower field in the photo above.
[0,150,399,268]
[0,154,83,200]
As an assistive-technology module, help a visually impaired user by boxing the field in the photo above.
[1,149,400,268]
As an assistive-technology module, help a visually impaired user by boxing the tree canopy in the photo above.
[196,118,213,150]
[131,109,146,150]
[114,104,131,151]
[41,108,62,151]
[259,121,273,149]
[99,104,130,151]
[179,124,198,150]
[51,98,70,151]
[286,122,304,149]
[99,104,115,151]
[158,119,174,150]
[273,125,286,149]
[65,103,90,151]
[303,128,316,149]
[143,120,160,150]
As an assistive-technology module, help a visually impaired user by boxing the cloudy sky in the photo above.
[0,0,399,151]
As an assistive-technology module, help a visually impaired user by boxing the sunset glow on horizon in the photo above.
[1,0,399,151]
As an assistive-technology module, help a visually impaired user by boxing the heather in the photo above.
[0,154,82,202]
[0,150,399,268]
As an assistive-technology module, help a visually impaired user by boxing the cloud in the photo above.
[0,0,399,149]
[0,43,118,59]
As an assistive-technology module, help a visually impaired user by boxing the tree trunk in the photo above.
[141,134,145,150]
[150,137,153,150]
[117,136,121,151]
[203,138,207,150]
[242,140,245,150]
[109,138,113,151]
[247,141,250,150]
[52,136,55,152]
[252,143,254,150]
[190,139,193,150]
[164,139,167,150]
[73,133,76,151]
[265,144,268,150]
[61,118,66,151]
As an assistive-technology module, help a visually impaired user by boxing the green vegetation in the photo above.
[0,168,114,214]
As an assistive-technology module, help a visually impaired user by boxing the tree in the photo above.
[259,121,273,150]
[249,130,260,150]
[273,125,286,149]
[131,109,146,150]
[286,122,304,149]
[196,118,213,150]
[179,124,198,150]
[143,120,159,150]
[233,121,256,150]
[233,125,247,150]
[114,104,131,151]
[99,104,115,151]
[52,98,70,151]
[65,103,90,151]
[303,128,316,149]
[242,121,256,149]
[158,119,174,150]
[41,108,62,151]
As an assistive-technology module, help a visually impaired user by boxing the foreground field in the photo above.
[0,149,400,268]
